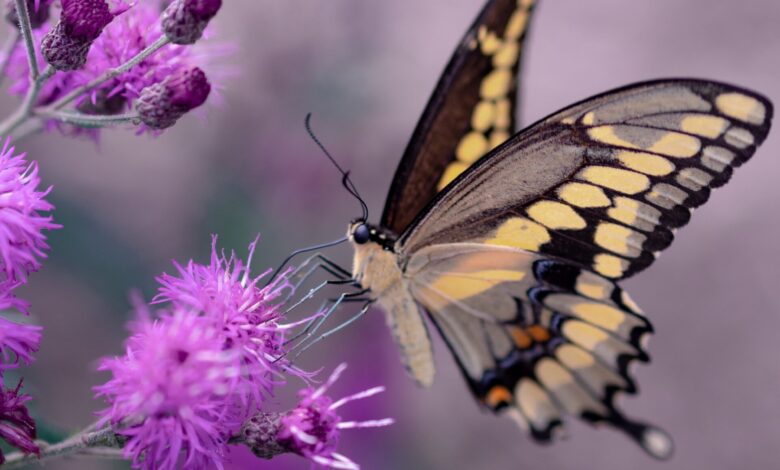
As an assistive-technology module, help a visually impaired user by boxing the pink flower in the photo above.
[154,236,313,409]
[96,307,241,470]
[0,381,39,465]
[0,138,58,285]
[277,364,393,469]
[0,316,41,373]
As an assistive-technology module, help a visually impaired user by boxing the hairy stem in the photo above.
[2,425,118,469]
[0,65,53,136]
[0,411,294,468]
[35,110,140,128]
[12,0,38,79]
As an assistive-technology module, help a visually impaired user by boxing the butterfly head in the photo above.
[347,219,395,251]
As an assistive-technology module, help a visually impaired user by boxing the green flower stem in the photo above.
[2,425,120,469]
[13,0,38,79]
[44,35,172,112]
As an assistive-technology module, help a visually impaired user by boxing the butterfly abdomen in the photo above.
[350,234,436,386]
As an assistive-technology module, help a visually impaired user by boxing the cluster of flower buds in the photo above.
[3,0,224,137]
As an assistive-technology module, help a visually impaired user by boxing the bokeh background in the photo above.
[3,0,780,468]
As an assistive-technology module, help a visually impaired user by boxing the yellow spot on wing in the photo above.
[592,253,627,278]
[516,378,558,428]
[562,320,610,350]
[607,197,660,231]
[617,151,675,176]
[456,132,488,163]
[471,101,496,131]
[429,269,526,301]
[494,98,511,129]
[527,200,587,230]
[480,69,512,99]
[578,166,650,194]
[489,130,510,149]
[485,217,551,251]
[588,126,638,149]
[505,9,530,39]
[582,112,595,125]
[647,132,701,158]
[594,223,645,257]
[716,92,766,125]
[558,182,611,208]
[493,41,519,67]
[437,162,468,191]
[556,344,596,368]
[570,303,626,331]
[576,281,608,300]
[680,115,728,138]
[479,29,502,54]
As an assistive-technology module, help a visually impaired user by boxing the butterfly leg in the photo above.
[292,299,375,360]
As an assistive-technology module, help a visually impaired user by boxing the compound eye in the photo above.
[353,224,370,244]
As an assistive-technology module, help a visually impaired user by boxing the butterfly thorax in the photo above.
[348,222,400,297]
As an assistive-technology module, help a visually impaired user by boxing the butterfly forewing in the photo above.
[381,0,537,234]
[399,80,773,280]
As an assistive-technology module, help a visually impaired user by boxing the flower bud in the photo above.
[241,412,286,460]
[162,0,222,45]
[5,0,52,29]
[41,0,114,71]
[136,67,211,130]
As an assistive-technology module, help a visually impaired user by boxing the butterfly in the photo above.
[337,0,772,458]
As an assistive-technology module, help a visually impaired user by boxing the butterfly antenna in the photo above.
[305,113,369,221]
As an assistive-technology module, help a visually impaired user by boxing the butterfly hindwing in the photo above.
[405,243,673,458]
[399,80,773,280]
[381,0,537,234]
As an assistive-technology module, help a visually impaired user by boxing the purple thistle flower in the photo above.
[0,381,39,465]
[5,0,53,29]
[276,363,393,469]
[0,137,58,285]
[136,66,211,130]
[0,316,41,373]
[154,236,313,409]
[41,0,116,70]
[96,306,241,470]
[162,0,222,45]
[4,2,223,136]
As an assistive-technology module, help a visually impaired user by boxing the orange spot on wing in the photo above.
[485,385,513,409]
[527,325,551,343]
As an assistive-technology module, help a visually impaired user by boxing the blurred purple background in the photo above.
[4,0,780,468]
